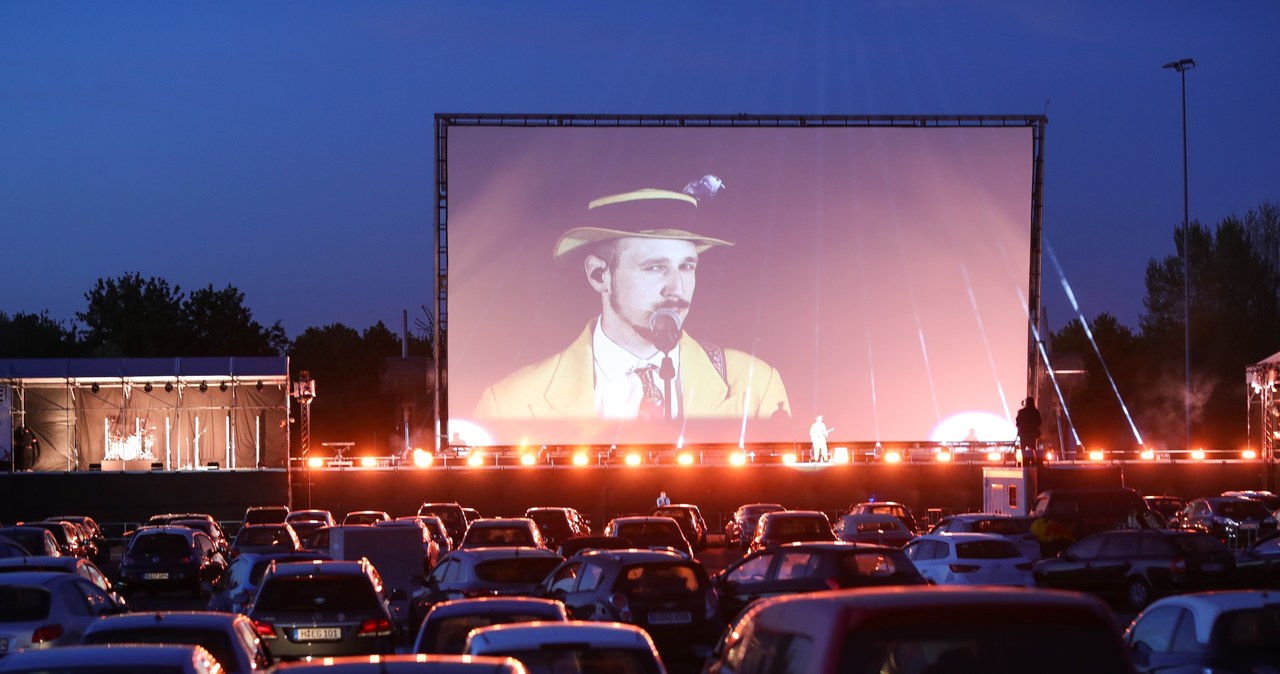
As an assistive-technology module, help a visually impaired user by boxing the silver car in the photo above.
[0,571,126,657]
[0,643,222,673]
[80,610,271,674]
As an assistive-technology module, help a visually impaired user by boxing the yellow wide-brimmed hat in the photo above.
[553,181,734,259]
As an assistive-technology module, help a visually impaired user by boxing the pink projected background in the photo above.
[445,124,1034,447]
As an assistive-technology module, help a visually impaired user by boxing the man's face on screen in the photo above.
[598,237,698,352]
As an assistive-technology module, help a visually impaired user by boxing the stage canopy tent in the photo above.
[1,357,290,471]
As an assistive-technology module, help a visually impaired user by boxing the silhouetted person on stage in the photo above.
[1016,398,1042,467]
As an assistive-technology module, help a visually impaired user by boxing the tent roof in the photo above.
[0,357,288,382]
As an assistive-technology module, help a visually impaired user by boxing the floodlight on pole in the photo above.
[1163,57,1195,454]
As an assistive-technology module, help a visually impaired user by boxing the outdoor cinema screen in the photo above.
[443,117,1037,448]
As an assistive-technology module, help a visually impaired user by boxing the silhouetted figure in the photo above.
[1016,398,1042,467]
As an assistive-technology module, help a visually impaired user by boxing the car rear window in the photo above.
[839,625,1129,674]
[130,533,191,557]
[474,558,562,583]
[618,563,703,595]
[1172,534,1229,554]
[428,613,557,655]
[254,575,379,612]
[955,540,1021,559]
[239,528,286,545]
[1219,501,1272,520]
[83,628,243,673]
[973,519,1030,535]
[856,520,903,533]
[616,522,682,546]
[837,551,917,579]
[0,586,51,621]
[1215,606,1280,658]
[467,527,534,546]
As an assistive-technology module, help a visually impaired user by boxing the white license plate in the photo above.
[143,572,170,580]
[296,627,342,641]
[1241,523,1260,530]
[648,611,691,625]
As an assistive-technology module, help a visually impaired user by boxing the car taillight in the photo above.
[1170,558,1186,574]
[31,624,64,644]
[704,588,719,620]
[948,564,980,573]
[825,576,841,590]
[179,556,191,564]
[609,592,632,622]
[253,620,277,639]
[357,618,392,637]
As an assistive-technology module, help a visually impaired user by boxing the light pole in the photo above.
[1163,57,1195,454]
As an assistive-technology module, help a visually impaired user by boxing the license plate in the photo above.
[296,627,342,641]
[648,611,691,625]
[1241,523,1259,530]
[143,572,170,580]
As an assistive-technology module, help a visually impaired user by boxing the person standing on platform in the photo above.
[809,415,833,462]
[1016,398,1042,466]
[656,490,671,507]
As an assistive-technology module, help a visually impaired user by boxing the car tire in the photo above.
[1125,578,1152,610]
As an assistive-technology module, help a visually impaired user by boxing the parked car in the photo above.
[246,558,401,659]
[465,621,667,674]
[1223,490,1280,512]
[1233,530,1280,588]
[1142,495,1187,524]
[42,516,110,566]
[207,550,331,615]
[240,505,290,528]
[459,518,547,550]
[0,643,224,674]
[230,523,301,558]
[80,610,272,674]
[267,654,529,673]
[0,526,62,557]
[22,520,90,559]
[703,586,1134,674]
[1170,496,1278,548]
[0,535,29,558]
[117,525,228,598]
[342,510,391,526]
[725,503,786,549]
[603,516,694,559]
[1123,589,1280,674]
[397,515,454,555]
[1032,529,1236,610]
[410,547,564,631]
[375,518,442,572]
[847,501,919,533]
[0,555,123,606]
[748,511,835,553]
[555,535,634,558]
[651,504,709,551]
[1029,487,1163,558]
[0,571,128,654]
[903,533,1035,586]
[286,509,337,527]
[540,548,721,662]
[524,507,589,550]
[418,503,469,549]
[710,541,926,621]
[928,513,1041,560]
[171,517,231,557]
[833,513,915,548]
[412,596,570,655]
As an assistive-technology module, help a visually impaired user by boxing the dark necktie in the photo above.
[635,364,665,421]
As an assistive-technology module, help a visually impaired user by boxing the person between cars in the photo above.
[472,175,790,422]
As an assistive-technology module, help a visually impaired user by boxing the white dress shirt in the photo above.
[592,319,681,419]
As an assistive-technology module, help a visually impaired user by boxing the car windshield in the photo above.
[130,533,191,557]
[83,629,243,673]
[955,539,1021,559]
[493,646,662,674]
[0,586,51,621]
[839,625,1129,674]
[422,508,465,528]
[1218,501,1272,520]
[618,563,702,595]
[615,523,682,546]
[254,575,378,612]
[973,519,1030,535]
[474,558,562,583]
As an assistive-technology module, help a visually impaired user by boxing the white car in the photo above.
[928,513,1042,561]
[1124,590,1280,674]
[903,533,1034,586]
[465,621,667,674]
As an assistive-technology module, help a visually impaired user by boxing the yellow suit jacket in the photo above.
[473,321,789,420]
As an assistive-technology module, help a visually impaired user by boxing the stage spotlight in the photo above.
[781,452,797,465]
[1140,448,1156,461]
[935,450,952,463]
[165,382,174,393]
[729,452,747,466]
[1088,449,1105,461]
[412,449,433,468]
[467,452,484,467]
[91,383,100,393]
[1190,448,1206,461]
[359,456,377,468]
[986,451,1003,462]
[144,383,153,393]
[199,382,208,392]
[676,452,694,466]
[884,450,902,464]
[1243,449,1258,460]
[572,452,589,466]
[219,382,228,392]
[520,453,537,466]
[832,447,850,464]
[307,457,324,469]
[624,453,642,466]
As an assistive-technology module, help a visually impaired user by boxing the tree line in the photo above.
[3,200,1279,454]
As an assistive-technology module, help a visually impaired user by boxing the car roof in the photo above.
[86,610,246,630]
[756,541,901,553]
[268,559,366,577]
[0,570,81,587]
[469,518,536,526]
[843,513,907,523]
[443,547,561,561]
[467,620,655,653]
[1139,590,1280,642]
[0,555,83,570]
[915,532,1011,544]
[764,510,828,519]
[269,654,528,673]
[610,516,679,525]
[426,596,568,619]
[0,644,220,669]
[132,525,201,538]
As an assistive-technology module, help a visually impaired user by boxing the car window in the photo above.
[905,540,941,561]
[1215,606,1280,652]
[1099,534,1138,558]
[70,577,115,615]
[474,558,561,583]
[955,539,1021,560]
[738,629,814,674]
[434,559,460,584]
[618,563,701,595]
[1128,605,1181,653]
[838,550,912,578]
[578,563,606,592]
[776,552,817,580]
[547,561,581,593]
[255,575,378,611]
[0,586,51,620]
[727,553,774,584]
[131,533,191,557]
[1066,536,1104,559]
[974,519,1029,535]
[84,628,242,673]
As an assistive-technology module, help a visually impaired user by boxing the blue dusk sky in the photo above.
[2,2,1277,339]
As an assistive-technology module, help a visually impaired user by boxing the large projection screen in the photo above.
[441,115,1042,448]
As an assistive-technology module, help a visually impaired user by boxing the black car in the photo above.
[748,510,835,553]
[541,548,722,662]
[1033,529,1236,610]
[0,526,63,557]
[1171,496,1278,548]
[117,525,228,598]
[1029,487,1164,558]
[525,507,589,550]
[417,503,468,548]
[1233,531,1280,588]
[650,504,709,552]
[43,515,110,566]
[710,541,926,620]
